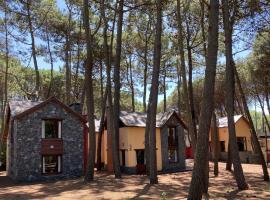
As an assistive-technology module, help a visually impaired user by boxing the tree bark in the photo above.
[222,0,248,190]
[212,112,219,176]
[45,19,54,98]
[188,0,219,198]
[235,67,269,181]
[83,0,96,182]
[128,57,135,112]
[113,0,124,179]
[226,140,232,171]
[186,22,197,140]
[163,67,166,112]
[145,0,163,184]
[97,88,107,171]
[26,0,40,98]
[176,0,197,153]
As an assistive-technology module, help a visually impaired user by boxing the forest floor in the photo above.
[0,160,270,200]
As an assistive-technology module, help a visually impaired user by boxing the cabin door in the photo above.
[135,149,146,174]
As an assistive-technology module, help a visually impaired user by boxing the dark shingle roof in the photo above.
[9,100,42,117]
[119,110,184,128]
[7,97,86,122]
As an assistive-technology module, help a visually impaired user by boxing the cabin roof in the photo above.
[218,115,248,128]
[8,96,86,123]
[119,110,187,129]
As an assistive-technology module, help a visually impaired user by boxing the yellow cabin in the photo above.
[95,111,187,174]
[209,115,257,163]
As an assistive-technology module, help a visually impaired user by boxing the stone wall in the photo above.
[8,102,84,182]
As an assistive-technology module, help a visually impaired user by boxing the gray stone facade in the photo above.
[7,102,84,182]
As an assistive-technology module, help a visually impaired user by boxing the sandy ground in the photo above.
[0,160,270,200]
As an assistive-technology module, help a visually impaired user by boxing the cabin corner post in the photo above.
[177,125,186,169]
[160,125,169,172]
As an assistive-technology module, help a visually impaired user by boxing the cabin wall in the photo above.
[8,102,84,182]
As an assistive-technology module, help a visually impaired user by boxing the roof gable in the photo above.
[9,96,86,123]
[118,110,187,129]
[218,115,249,128]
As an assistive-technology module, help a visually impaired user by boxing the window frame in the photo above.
[42,155,62,175]
[168,127,179,163]
[42,119,62,139]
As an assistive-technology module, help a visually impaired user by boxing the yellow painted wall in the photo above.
[103,127,162,171]
[210,117,252,152]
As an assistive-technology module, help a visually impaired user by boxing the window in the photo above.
[168,127,178,163]
[42,119,61,139]
[42,155,61,174]
[220,141,225,152]
[237,137,247,151]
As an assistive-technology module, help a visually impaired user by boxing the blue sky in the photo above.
[11,1,268,114]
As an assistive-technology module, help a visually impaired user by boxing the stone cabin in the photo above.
[2,97,86,182]
[209,115,258,163]
[95,110,187,174]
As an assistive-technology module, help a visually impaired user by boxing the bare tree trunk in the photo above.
[65,34,71,104]
[257,93,270,135]
[176,0,197,153]
[1,2,9,151]
[163,67,166,112]
[97,88,107,171]
[74,19,82,101]
[212,112,219,176]
[200,0,207,59]
[145,0,162,184]
[186,30,197,140]
[226,140,232,171]
[128,57,135,112]
[100,0,117,175]
[188,0,219,198]
[26,0,40,98]
[113,0,124,179]
[45,19,54,98]
[235,68,269,181]
[222,0,248,190]
[83,0,96,182]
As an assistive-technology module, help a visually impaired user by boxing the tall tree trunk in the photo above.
[256,93,270,135]
[83,0,96,182]
[97,88,108,171]
[222,0,248,190]
[226,140,232,171]
[74,19,82,101]
[186,21,197,139]
[212,112,219,176]
[45,19,54,98]
[176,61,182,116]
[1,2,9,151]
[100,0,117,176]
[145,0,162,184]
[234,67,269,180]
[163,67,166,112]
[188,0,219,198]
[26,0,40,98]
[65,34,71,104]
[113,0,124,179]
[128,57,135,112]
[176,0,197,153]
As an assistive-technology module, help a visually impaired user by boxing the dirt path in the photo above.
[0,161,269,199]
